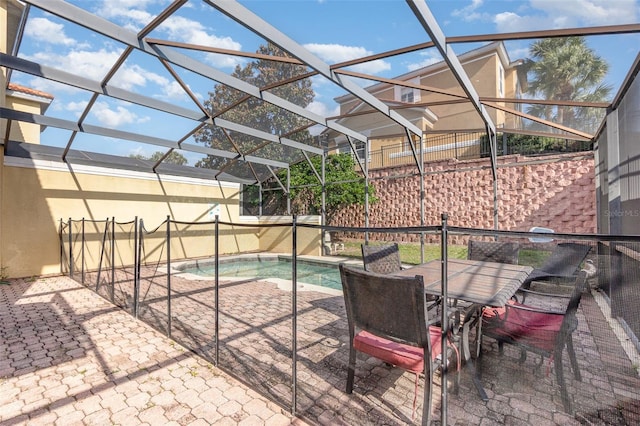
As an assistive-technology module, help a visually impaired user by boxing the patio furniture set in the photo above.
[340,241,591,425]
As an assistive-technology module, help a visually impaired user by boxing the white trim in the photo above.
[3,156,240,188]
[6,89,53,105]
[389,137,480,159]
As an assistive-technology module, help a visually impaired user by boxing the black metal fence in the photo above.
[60,216,640,425]
[367,132,592,170]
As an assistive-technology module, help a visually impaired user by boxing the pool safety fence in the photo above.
[59,215,640,425]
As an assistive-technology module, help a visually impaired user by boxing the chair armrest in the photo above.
[505,302,565,316]
[516,287,571,303]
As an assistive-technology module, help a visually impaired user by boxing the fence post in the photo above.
[111,217,115,303]
[291,216,298,415]
[166,215,172,337]
[68,218,73,278]
[133,216,138,318]
[81,218,85,284]
[440,213,449,426]
[135,218,143,319]
[214,215,220,366]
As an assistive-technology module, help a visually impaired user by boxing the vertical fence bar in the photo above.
[111,217,115,303]
[440,212,449,426]
[59,219,63,275]
[135,219,144,319]
[133,216,138,317]
[81,218,85,284]
[214,216,220,366]
[166,215,172,337]
[68,218,73,278]
[291,216,298,415]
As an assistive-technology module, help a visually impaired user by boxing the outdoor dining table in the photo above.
[395,258,533,400]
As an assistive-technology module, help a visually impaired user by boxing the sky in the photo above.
[10,0,640,163]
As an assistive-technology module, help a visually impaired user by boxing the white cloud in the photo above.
[406,51,442,72]
[25,17,76,46]
[529,0,638,26]
[453,0,637,31]
[94,0,156,31]
[66,100,89,118]
[157,15,244,69]
[452,0,491,22]
[307,100,339,118]
[91,101,147,127]
[494,0,638,32]
[304,43,391,74]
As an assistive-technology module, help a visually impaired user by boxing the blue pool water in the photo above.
[186,258,343,290]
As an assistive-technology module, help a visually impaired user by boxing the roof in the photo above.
[1,1,639,185]
[7,83,54,100]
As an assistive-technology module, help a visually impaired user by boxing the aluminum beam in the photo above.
[205,0,423,138]
[25,0,369,145]
[1,53,204,122]
[1,108,287,169]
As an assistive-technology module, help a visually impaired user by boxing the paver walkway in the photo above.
[2,270,640,425]
[0,276,304,425]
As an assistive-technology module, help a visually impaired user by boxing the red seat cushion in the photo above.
[353,326,443,373]
[483,301,563,352]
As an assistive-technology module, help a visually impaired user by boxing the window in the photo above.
[338,141,368,164]
[401,87,414,103]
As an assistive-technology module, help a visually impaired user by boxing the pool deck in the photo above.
[2,264,640,425]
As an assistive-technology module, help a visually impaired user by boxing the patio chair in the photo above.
[362,243,441,313]
[520,242,591,292]
[339,264,459,425]
[467,240,520,264]
[361,243,403,274]
[480,270,588,414]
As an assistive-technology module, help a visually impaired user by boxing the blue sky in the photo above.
[12,0,640,163]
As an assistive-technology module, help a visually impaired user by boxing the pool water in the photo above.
[187,259,343,290]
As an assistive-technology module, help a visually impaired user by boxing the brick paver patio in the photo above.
[2,267,640,425]
[0,276,302,425]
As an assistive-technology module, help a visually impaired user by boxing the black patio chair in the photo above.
[481,270,588,414]
[361,243,403,274]
[520,242,591,292]
[339,264,459,425]
[362,243,441,313]
[467,240,520,264]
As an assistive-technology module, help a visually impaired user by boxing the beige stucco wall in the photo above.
[257,215,322,255]
[5,96,44,143]
[2,158,321,278]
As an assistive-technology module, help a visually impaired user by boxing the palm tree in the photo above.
[524,36,611,134]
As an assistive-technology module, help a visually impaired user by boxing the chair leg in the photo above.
[346,346,356,394]
[422,357,434,426]
[554,347,573,414]
[566,336,581,381]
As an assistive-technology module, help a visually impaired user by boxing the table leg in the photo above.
[460,304,489,401]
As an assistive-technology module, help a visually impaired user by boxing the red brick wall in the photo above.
[332,152,596,241]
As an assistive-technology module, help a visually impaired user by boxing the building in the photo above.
[325,41,524,168]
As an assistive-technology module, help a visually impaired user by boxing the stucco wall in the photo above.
[2,158,321,278]
[332,152,596,242]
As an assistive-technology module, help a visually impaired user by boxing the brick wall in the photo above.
[332,152,596,241]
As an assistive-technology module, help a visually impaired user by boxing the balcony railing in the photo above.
[366,132,593,170]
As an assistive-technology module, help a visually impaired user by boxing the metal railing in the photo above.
[59,215,640,425]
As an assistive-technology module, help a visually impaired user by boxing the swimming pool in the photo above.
[182,257,344,290]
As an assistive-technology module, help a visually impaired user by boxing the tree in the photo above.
[261,153,377,223]
[130,150,187,165]
[194,43,315,177]
[524,36,611,135]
